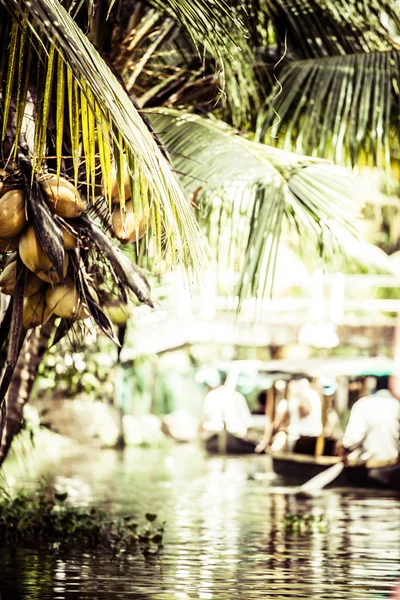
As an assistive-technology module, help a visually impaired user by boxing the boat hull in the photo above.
[205,431,257,454]
[272,452,400,490]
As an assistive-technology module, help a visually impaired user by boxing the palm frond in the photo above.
[147,109,386,302]
[0,0,208,272]
[148,0,245,54]
[109,0,262,129]
[242,0,400,60]
[256,49,400,170]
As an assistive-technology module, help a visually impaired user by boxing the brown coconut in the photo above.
[0,189,27,238]
[40,175,84,218]
[37,255,69,284]
[19,225,52,273]
[19,226,69,283]
[0,260,44,297]
[112,201,147,244]
[22,291,51,329]
[62,228,78,250]
[45,278,91,320]
[102,162,131,205]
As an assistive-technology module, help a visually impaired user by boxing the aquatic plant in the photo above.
[0,485,164,557]
[281,513,328,534]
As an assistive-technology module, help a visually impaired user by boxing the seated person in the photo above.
[256,377,323,454]
[200,373,253,440]
[254,390,273,453]
[340,375,400,465]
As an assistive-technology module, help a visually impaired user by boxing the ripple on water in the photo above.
[0,445,399,600]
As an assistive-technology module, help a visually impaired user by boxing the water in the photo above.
[0,443,400,599]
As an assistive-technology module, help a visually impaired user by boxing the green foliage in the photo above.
[34,336,115,401]
[148,109,394,304]
[281,513,329,534]
[255,0,400,170]
[0,484,164,557]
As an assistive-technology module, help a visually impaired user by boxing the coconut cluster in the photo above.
[0,173,90,328]
[106,163,148,244]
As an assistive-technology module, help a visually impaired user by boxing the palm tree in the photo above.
[0,0,391,463]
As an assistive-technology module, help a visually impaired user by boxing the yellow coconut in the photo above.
[0,189,26,238]
[41,174,76,192]
[20,226,68,283]
[40,176,84,218]
[104,303,129,326]
[62,228,78,250]
[112,201,147,244]
[22,291,51,329]
[37,255,69,284]
[19,225,52,273]
[0,236,19,252]
[45,278,86,319]
[0,260,44,297]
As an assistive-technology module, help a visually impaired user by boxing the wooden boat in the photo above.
[204,430,257,454]
[272,451,400,490]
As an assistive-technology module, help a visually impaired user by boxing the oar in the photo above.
[298,462,345,495]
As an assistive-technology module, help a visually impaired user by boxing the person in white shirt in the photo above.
[200,374,253,440]
[255,377,322,453]
[341,376,400,464]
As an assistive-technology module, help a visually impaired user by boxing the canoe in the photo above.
[272,451,400,490]
[204,430,257,454]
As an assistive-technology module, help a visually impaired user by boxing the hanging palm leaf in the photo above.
[237,0,400,59]
[256,50,400,170]
[248,0,400,171]
[147,108,395,304]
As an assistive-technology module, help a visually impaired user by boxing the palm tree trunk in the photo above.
[0,317,55,466]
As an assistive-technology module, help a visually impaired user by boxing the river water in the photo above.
[0,442,400,599]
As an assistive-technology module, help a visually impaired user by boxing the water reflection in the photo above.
[0,443,399,599]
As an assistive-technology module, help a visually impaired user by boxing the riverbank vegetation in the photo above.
[0,483,164,557]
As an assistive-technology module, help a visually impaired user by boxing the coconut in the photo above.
[41,174,76,192]
[112,201,147,243]
[19,225,52,273]
[0,169,17,198]
[0,236,19,252]
[0,189,26,238]
[40,176,84,218]
[20,226,68,283]
[0,180,15,199]
[102,162,131,205]
[0,261,17,295]
[22,291,51,329]
[62,228,78,250]
[45,278,88,320]
[37,255,69,284]
[105,303,129,326]
[0,260,44,297]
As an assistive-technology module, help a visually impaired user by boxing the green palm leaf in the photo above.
[256,50,400,170]
[148,108,393,301]
[239,0,400,59]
